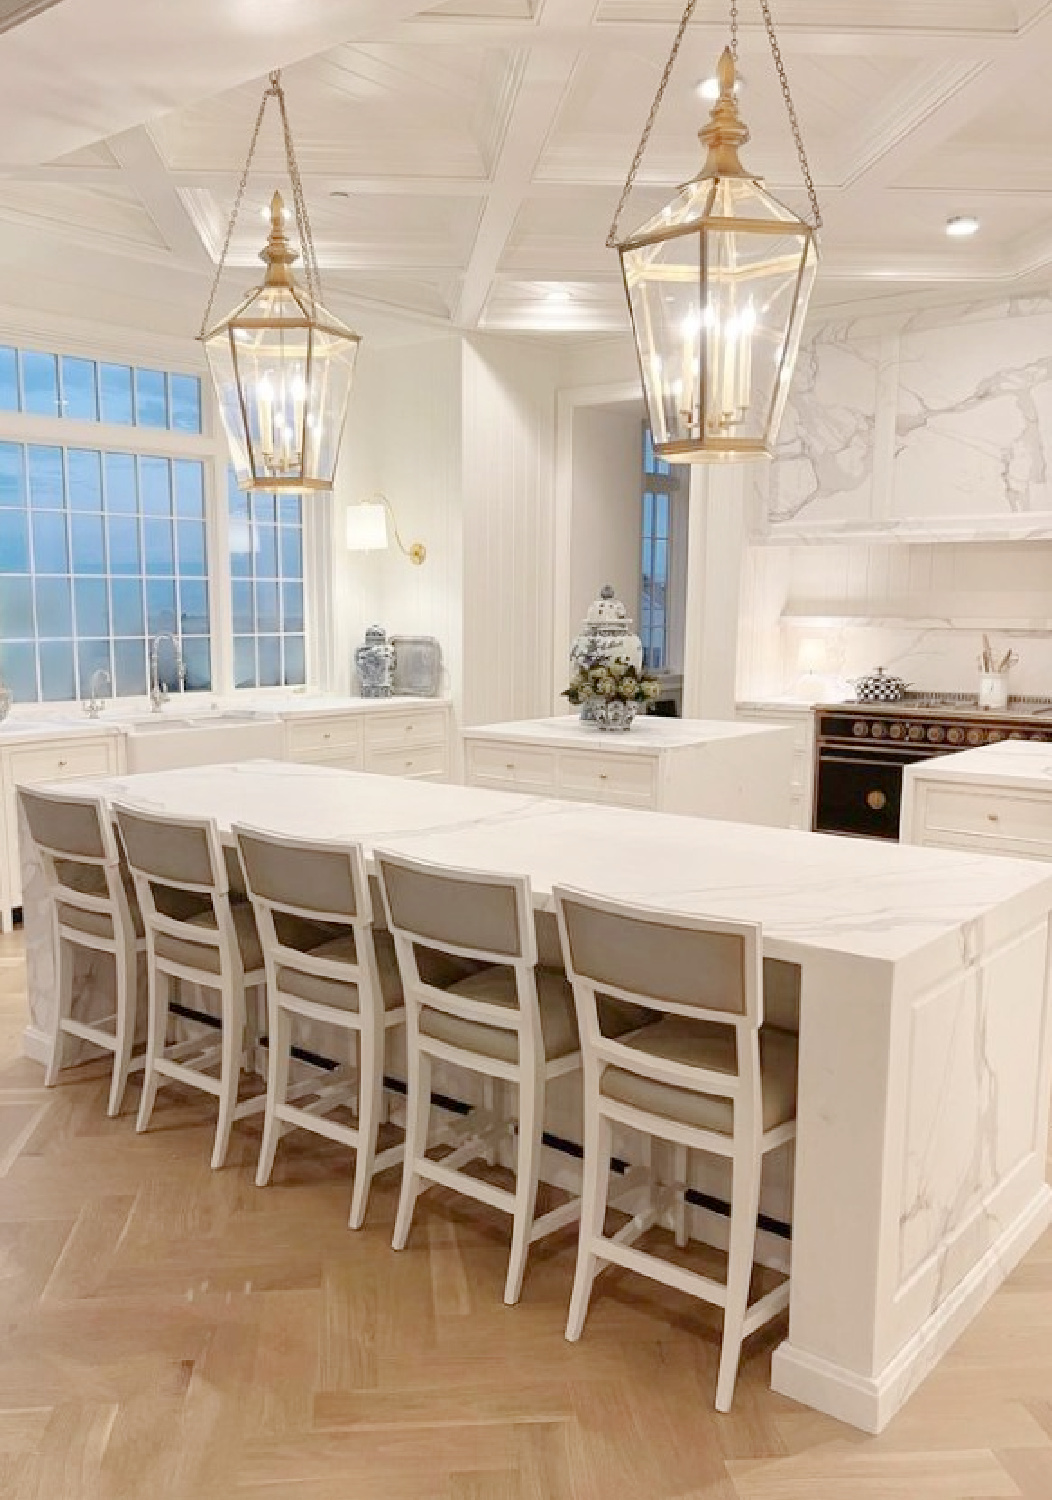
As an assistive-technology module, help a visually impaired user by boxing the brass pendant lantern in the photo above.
[199,73,360,492]
[610,1,821,463]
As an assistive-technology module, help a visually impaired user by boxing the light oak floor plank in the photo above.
[1,933,1051,1498]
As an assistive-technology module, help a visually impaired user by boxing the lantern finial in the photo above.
[698,48,751,180]
[260,191,298,288]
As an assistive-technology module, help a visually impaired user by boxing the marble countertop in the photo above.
[48,759,1052,966]
[0,694,449,738]
[904,740,1052,790]
[463,715,788,752]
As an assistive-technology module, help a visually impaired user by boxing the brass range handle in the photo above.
[866,789,887,812]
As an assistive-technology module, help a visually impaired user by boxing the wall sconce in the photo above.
[345,492,426,566]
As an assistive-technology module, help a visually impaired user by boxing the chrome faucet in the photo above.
[82,667,111,719]
[149,633,186,712]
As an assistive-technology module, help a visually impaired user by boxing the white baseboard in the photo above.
[771,1184,1052,1432]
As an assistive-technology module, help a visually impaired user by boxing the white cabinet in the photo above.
[1,729,124,930]
[282,701,452,780]
[901,742,1052,859]
[736,702,815,831]
[464,716,794,825]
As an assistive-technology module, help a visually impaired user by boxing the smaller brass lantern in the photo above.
[203,191,359,492]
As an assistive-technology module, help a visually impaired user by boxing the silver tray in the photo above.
[391,635,442,697]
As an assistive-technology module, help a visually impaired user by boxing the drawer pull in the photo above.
[987,812,999,822]
[865,789,886,812]
[599,772,608,781]
[57,759,68,770]
[405,760,414,769]
[405,724,414,733]
[506,762,515,771]
[323,732,332,740]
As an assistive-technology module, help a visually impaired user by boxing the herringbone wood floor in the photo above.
[2,933,1052,1498]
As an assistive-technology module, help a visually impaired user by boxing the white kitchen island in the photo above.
[19,761,1052,1433]
[902,739,1052,859]
[463,714,795,823]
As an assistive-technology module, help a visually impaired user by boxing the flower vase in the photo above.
[589,700,638,732]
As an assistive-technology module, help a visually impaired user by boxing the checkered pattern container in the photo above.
[853,668,909,703]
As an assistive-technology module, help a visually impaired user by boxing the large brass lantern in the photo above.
[199,73,360,492]
[610,3,821,463]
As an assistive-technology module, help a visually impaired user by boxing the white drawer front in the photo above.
[466,741,557,789]
[286,716,363,757]
[365,743,448,780]
[920,785,1052,849]
[7,739,117,785]
[557,749,656,807]
[363,708,446,753]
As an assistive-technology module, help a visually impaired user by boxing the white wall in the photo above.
[461,335,560,726]
[569,402,643,632]
[336,336,464,708]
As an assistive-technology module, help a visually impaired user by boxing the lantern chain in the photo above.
[758,0,822,230]
[605,0,699,248]
[606,0,821,248]
[274,78,323,312]
[198,75,278,338]
[198,70,325,337]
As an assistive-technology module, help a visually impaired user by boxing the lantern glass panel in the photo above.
[622,175,816,460]
[204,283,359,492]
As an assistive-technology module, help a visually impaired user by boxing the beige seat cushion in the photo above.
[54,862,144,941]
[277,928,404,1014]
[56,902,116,941]
[153,901,264,977]
[600,1017,798,1136]
[417,964,651,1066]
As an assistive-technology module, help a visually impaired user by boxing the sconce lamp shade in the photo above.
[346,501,389,552]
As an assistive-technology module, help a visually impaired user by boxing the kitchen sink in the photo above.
[123,710,286,773]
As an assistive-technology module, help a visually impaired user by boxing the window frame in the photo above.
[640,423,683,675]
[0,332,320,703]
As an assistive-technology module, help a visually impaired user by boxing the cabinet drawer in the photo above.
[286,716,363,757]
[364,743,448,780]
[7,739,116,786]
[363,708,446,753]
[557,749,656,807]
[466,741,557,789]
[919,785,1052,848]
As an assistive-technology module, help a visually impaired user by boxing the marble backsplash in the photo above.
[739,292,1052,701]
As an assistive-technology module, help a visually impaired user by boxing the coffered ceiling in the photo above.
[0,0,1051,341]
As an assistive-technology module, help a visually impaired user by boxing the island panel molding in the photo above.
[18,761,1052,1433]
[463,715,795,824]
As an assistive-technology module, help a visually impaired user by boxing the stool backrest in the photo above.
[114,802,238,980]
[233,823,375,993]
[19,785,133,946]
[375,847,540,1054]
[553,885,763,1112]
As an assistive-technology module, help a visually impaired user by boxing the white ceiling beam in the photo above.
[453,0,598,328]
[107,126,213,267]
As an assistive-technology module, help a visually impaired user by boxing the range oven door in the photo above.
[814,746,942,841]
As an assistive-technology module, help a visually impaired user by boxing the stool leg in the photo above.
[566,1107,613,1342]
[392,1037,431,1252]
[349,1011,384,1231]
[715,1147,762,1413]
[45,935,75,1088]
[211,983,245,1171]
[136,960,168,1134]
[673,1142,689,1249]
[505,1065,545,1306]
[107,940,137,1118]
[256,1000,292,1188]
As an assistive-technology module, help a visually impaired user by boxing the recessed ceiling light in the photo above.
[696,74,742,102]
[330,189,351,199]
[946,215,980,238]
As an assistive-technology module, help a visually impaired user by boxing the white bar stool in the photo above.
[114,802,268,1170]
[20,785,145,1116]
[554,884,798,1412]
[234,823,407,1229]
